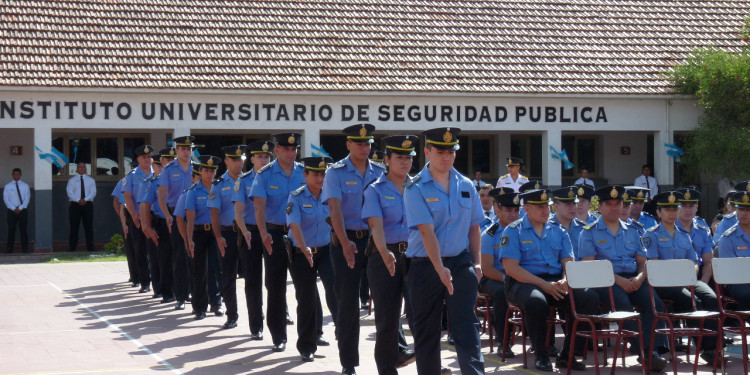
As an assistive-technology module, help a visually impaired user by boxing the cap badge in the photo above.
[513,196,520,204]
[684,191,691,200]
[610,188,618,198]
[207,158,214,166]
[236,147,242,156]
[319,160,326,168]
[508,158,513,165]
[143,146,150,153]
[288,135,296,144]
[169,148,175,156]
[568,190,575,199]
[359,125,368,137]
[577,187,584,196]
[637,191,644,198]
[442,129,452,143]
[261,142,269,152]
[402,139,412,148]
[534,182,540,189]
[623,193,629,200]
[499,189,505,195]
[540,191,548,201]
[744,193,750,204]
[668,194,676,203]
[746,184,750,192]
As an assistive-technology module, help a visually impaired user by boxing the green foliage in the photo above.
[667,39,750,181]
[103,234,125,256]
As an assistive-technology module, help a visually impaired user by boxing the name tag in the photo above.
[172,173,180,177]
[521,240,533,244]
[596,240,607,244]
[137,178,143,181]
[384,196,395,200]
[345,181,358,185]
[426,198,439,203]
[222,187,231,191]
[303,204,313,208]
[659,238,670,242]
[197,197,206,200]
[269,185,278,189]
[739,246,748,250]
[493,244,502,248]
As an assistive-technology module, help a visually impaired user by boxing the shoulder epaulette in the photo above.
[631,220,645,228]
[370,160,386,170]
[643,211,656,219]
[500,174,509,178]
[187,182,198,191]
[507,218,523,228]
[212,176,224,185]
[330,161,346,169]
[583,218,600,230]
[645,224,659,232]
[723,212,737,219]
[695,222,710,231]
[145,175,156,182]
[723,225,737,236]
[128,168,136,175]
[573,218,586,226]
[405,174,421,189]
[519,175,528,179]
[291,185,305,196]
[485,222,500,237]
[257,163,273,174]
[239,170,253,179]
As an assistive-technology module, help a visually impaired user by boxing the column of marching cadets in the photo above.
[110,125,750,375]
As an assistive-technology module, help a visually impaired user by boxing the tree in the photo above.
[667,16,750,182]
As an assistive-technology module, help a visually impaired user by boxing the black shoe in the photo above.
[396,348,416,368]
[222,318,238,329]
[271,342,286,352]
[186,295,192,302]
[535,356,553,371]
[447,335,455,346]
[360,301,369,310]
[498,346,516,359]
[138,285,151,294]
[161,297,176,304]
[211,305,224,317]
[300,352,314,362]
[674,339,688,352]
[251,332,263,341]
[556,356,586,371]
[132,282,140,288]
[341,367,356,375]
[175,301,186,310]
[441,367,452,375]
[316,335,330,346]
[548,344,560,357]
[152,293,162,299]
[286,314,294,325]
[700,350,720,366]
[194,312,206,320]
[639,351,667,372]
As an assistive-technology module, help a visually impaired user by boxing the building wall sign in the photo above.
[0,100,608,124]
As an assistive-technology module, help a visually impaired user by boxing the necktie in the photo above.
[15,181,22,205]
[645,176,650,193]
[80,175,85,200]
[485,211,490,217]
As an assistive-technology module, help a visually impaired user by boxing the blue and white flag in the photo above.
[665,143,684,163]
[191,149,201,163]
[550,146,575,170]
[310,143,330,157]
[35,146,68,169]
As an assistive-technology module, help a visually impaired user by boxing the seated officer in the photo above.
[717,190,750,311]
[549,186,586,259]
[574,185,598,224]
[623,187,650,235]
[714,181,749,241]
[517,180,544,219]
[501,189,598,372]
[643,191,719,362]
[629,186,658,230]
[676,187,716,283]
[479,187,519,358]
[578,185,669,371]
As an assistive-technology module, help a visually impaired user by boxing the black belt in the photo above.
[220,224,237,232]
[194,223,212,232]
[245,224,259,232]
[345,229,369,239]
[293,245,329,255]
[386,242,408,254]
[266,223,288,232]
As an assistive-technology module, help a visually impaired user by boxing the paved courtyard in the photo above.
[0,261,744,374]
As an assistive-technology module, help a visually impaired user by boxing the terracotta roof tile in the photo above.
[0,0,748,94]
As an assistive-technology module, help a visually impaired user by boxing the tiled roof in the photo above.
[1,0,748,95]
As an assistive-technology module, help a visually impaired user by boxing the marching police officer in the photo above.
[122,145,154,294]
[138,153,164,299]
[322,124,386,375]
[501,188,598,371]
[158,136,196,310]
[209,145,246,329]
[233,140,274,340]
[717,190,750,310]
[480,187,519,359]
[676,187,715,283]
[113,169,138,286]
[185,155,222,320]
[173,165,201,279]
[286,156,333,362]
[251,133,306,352]
[643,191,719,362]
[139,148,176,303]
[404,127,484,375]
[578,185,669,371]
[362,135,418,374]
[495,157,528,192]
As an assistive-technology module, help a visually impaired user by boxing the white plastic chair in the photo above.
[713,257,750,375]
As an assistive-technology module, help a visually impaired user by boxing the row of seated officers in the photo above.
[111,124,750,375]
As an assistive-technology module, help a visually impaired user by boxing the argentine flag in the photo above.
[35,146,68,169]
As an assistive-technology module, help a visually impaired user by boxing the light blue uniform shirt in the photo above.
[480,215,496,233]
[286,185,331,248]
[637,211,658,230]
[185,183,212,225]
[112,177,125,204]
[714,213,738,242]
[481,222,505,273]
[322,155,386,231]
[627,218,646,235]
[579,219,646,274]
[404,165,484,258]
[122,167,152,215]
[361,173,409,244]
[232,170,258,225]
[208,172,239,227]
[173,190,189,218]
[158,160,194,208]
[250,161,306,225]
[642,223,698,262]
[718,224,750,258]
[585,212,598,224]
[138,175,165,219]
[676,219,715,266]
[500,216,574,275]
[549,215,585,260]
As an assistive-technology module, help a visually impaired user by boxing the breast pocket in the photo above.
[623,241,641,258]
[520,241,542,261]
[266,187,285,208]
[459,196,473,211]
[380,198,401,218]
[342,181,360,196]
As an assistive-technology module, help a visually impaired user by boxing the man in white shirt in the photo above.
[66,162,97,252]
[573,168,595,188]
[3,168,31,253]
[633,164,658,198]
[496,157,528,192]
[472,170,487,190]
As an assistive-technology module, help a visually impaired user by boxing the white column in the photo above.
[495,133,511,180]
[543,128,562,187]
[33,126,53,251]
[173,127,191,139]
[302,125,320,157]
[654,129,673,187]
